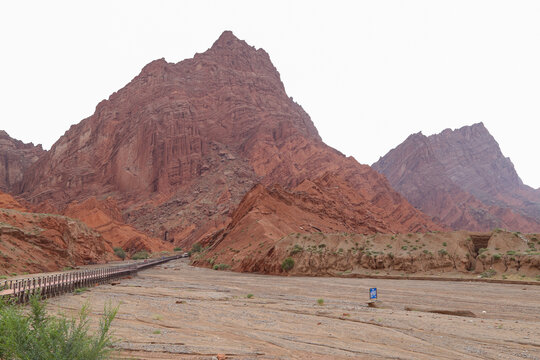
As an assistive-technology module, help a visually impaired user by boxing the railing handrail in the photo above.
[0,254,184,302]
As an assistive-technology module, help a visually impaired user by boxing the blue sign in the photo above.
[369,288,377,300]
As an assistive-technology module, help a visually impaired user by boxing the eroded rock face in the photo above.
[64,197,173,254]
[0,130,44,192]
[0,191,114,275]
[198,174,442,256]
[18,31,440,246]
[373,123,540,232]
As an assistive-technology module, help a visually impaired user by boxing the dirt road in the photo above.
[48,259,540,359]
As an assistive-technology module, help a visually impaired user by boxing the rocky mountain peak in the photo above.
[373,123,540,231]
[0,130,44,192]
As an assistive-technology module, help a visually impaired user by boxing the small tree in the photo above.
[281,257,295,272]
[191,243,202,253]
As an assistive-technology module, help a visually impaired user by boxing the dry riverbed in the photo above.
[47,259,540,359]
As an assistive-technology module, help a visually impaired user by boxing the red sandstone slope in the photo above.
[0,191,114,275]
[18,31,441,245]
[202,173,442,253]
[373,123,540,232]
[0,130,44,192]
[64,197,173,254]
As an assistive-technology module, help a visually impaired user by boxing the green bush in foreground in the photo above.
[0,294,118,360]
[281,257,295,272]
[131,251,149,260]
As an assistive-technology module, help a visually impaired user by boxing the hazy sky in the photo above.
[1,1,539,188]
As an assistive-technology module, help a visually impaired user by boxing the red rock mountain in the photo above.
[373,123,540,232]
[0,130,44,192]
[18,31,441,246]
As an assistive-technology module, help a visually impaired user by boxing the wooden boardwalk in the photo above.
[0,254,185,303]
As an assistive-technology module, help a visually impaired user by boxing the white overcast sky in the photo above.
[1,1,539,188]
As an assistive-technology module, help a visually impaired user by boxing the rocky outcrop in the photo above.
[18,31,441,246]
[0,191,114,275]
[373,123,540,232]
[198,174,442,256]
[64,197,173,254]
[0,130,44,192]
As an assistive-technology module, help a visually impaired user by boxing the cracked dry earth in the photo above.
[47,259,540,360]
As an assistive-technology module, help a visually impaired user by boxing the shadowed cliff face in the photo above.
[373,123,540,232]
[18,31,441,245]
[0,130,44,192]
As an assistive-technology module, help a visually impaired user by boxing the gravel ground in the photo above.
[47,259,540,360]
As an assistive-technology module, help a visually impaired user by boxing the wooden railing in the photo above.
[0,254,185,303]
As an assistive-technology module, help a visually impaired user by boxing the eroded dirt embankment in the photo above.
[194,230,540,280]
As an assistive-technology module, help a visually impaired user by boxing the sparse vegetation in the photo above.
[438,249,448,256]
[74,287,89,295]
[492,254,502,261]
[480,269,496,278]
[173,247,183,252]
[113,247,126,260]
[281,257,295,272]
[246,294,254,299]
[213,263,230,271]
[317,298,324,306]
[506,250,517,256]
[152,330,161,334]
[0,294,118,360]
[131,251,149,260]
[442,242,447,247]
[290,244,304,255]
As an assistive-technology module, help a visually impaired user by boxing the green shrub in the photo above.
[317,298,324,306]
[0,294,118,359]
[401,246,408,250]
[506,250,516,256]
[492,254,502,261]
[438,249,448,256]
[113,247,126,260]
[131,251,150,260]
[442,242,447,247]
[290,244,304,256]
[246,294,254,299]
[281,257,295,272]
[173,247,183,252]
[191,243,203,254]
[212,264,230,271]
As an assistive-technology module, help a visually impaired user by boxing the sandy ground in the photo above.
[47,259,540,360]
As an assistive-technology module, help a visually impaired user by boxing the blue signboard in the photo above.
[369,287,377,300]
